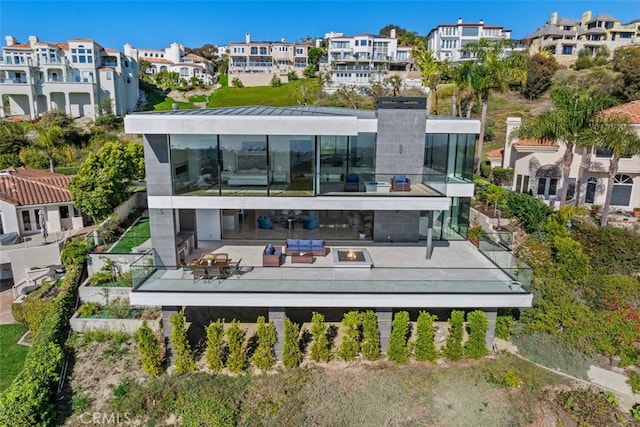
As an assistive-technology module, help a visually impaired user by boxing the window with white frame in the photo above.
[296,48,304,55]
[180,67,189,77]
[611,174,633,206]
[515,174,530,193]
[71,45,93,63]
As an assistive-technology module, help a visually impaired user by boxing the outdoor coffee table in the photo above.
[290,252,314,264]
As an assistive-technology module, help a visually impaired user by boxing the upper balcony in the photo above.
[129,241,533,308]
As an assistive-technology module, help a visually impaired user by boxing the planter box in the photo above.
[70,311,161,334]
[79,277,131,304]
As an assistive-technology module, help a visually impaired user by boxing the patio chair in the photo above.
[227,258,243,278]
[344,173,360,192]
[179,257,192,278]
[192,265,207,283]
[391,175,411,191]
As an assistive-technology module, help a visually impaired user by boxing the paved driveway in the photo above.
[0,289,16,324]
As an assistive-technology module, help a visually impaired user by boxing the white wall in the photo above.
[196,209,221,240]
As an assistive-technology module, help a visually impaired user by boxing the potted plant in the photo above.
[633,207,640,218]
[358,225,366,240]
[467,225,483,247]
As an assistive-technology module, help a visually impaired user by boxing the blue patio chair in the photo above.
[257,216,272,229]
[344,173,360,192]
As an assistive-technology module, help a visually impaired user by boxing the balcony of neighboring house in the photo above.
[586,149,640,173]
[128,241,533,308]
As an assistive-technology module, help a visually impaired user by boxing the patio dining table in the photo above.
[190,254,232,282]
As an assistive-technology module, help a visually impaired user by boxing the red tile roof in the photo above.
[601,101,640,124]
[486,148,504,158]
[0,167,73,206]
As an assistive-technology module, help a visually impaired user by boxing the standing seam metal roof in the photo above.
[131,105,378,119]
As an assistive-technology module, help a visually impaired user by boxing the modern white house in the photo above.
[0,167,86,288]
[0,36,139,119]
[124,97,532,358]
[321,30,419,94]
[124,42,216,85]
[524,11,639,66]
[427,18,514,62]
[228,33,311,87]
[500,101,640,210]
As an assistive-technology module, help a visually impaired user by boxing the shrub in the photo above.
[550,236,590,285]
[204,319,225,373]
[360,310,380,361]
[310,312,331,362]
[414,311,438,362]
[231,77,244,88]
[251,316,276,371]
[465,310,489,359]
[282,317,302,368]
[225,320,246,373]
[12,281,57,334]
[495,315,514,340]
[443,310,464,361]
[169,311,196,375]
[303,64,316,78]
[287,71,299,81]
[387,311,410,363]
[270,75,282,87]
[338,311,360,361]
[136,320,163,377]
[502,370,520,388]
[174,392,238,427]
[103,298,132,319]
[88,271,112,285]
[60,238,90,268]
[505,192,552,233]
[513,333,592,380]
[77,302,98,317]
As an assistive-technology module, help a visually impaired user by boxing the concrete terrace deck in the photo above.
[130,241,532,308]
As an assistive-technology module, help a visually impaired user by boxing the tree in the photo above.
[612,46,640,101]
[0,120,28,154]
[578,113,640,225]
[310,312,331,362]
[464,310,489,359]
[185,44,219,61]
[446,62,475,117]
[385,75,403,97]
[69,140,144,221]
[39,110,72,128]
[379,25,427,47]
[510,87,617,204]
[413,46,445,114]
[338,311,360,361]
[523,53,560,100]
[226,320,246,373]
[169,311,196,374]
[360,310,381,360]
[204,319,225,372]
[270,75,282,87]
[282,317,302,368]
[307,47,325,70]
[387,311,410,363]
[303,64,317,79]
[136,321,163,377]
[463,39,528,173]
[30,125,71,172]
[443,310,464,361]
[251,316,276,371]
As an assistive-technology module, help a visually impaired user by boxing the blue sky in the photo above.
[1,1,638,50]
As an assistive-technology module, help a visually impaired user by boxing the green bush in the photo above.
[103,298,132,319]
[88,271,112,285]
[282,317,302,368]
[414,311,438,362]
[270,75,282,87]
[338,311,360,361]
[550,236,590,285]
[174,392,238,427]
[169,311,196,375]
[502,370,520,388]
[60,238,90,269]
[0,264,80,427]
[287,71,299,81]
[54,166,80,175]
[310,312,331,362]
[495,315,514,340]
[513,333,592,380]
[136,320,163,377]
[225,320,246,373]
[505,192,552,233]
[251,316,276,371]
[11,281,57,334]
[77,302,98,317]
[231,77,244,88]
[465,310,489,359]
[387,311,410,363]
[360,311,380,361]
[205,320,225,373]
[443,310,464,361]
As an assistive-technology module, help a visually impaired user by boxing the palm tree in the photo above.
[510,87,617,204]
[463,39,528,173]
[36,125,65,172]
[578,113,640,226]
[413,46,445,114]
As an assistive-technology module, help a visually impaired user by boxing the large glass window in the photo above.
[425,134,475,183]
[220,135,268,196]
[170,135,219,195]
[269,135,315,196]
[461,27,479,37]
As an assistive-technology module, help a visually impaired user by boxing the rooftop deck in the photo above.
[130,241,533,308]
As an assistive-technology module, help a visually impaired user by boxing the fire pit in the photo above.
[332,248,373,268]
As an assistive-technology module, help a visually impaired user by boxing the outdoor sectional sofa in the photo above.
[284,239,327,256]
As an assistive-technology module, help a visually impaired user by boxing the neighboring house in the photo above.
[124,42,217,85]
[502,103,640,209]
[228,33,311,87]
[427,18,518,62]
[524,11,639,66]
[0,167,86,287]
[0,35,139,119]
[321,30,419,94]
[124,97,532,358]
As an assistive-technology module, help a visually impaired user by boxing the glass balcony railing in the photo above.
[478,235,532,290]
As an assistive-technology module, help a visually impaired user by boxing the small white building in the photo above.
[0,35,139,119]
[124,42,216,85]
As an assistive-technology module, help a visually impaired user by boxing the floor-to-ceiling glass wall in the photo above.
[268,135,315,196]
[220,135,268,196]
[170,134,219,195]
[318,134,376,194]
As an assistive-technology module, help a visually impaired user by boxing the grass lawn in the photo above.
[207,78,321,108]
[152,97,197,111]
[0,324,29,392]
[110,217,150,253]
[188,94,207,102]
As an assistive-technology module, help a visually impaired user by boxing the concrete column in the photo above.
[29,94,36,119]
[161,305,181,363]
[269,307,286,361]
[484,307,498,351]
[377,308,393,354]
[426,211,434,259]
[64,92,71,116]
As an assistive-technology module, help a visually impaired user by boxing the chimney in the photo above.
[581,10,592,25]
[390,29,397,39]
[28,35,38,45]
[5,36,16,46]
[457,17,463,25]
[245,32,251,44]
[550,12,558,25]
[479,19,484,25]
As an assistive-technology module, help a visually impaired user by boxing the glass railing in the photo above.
[478,235,532,290]
[131,262,526,296]
[173,172,450,197]
[0,77,27,84]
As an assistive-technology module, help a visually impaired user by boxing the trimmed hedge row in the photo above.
[0,262,81,426]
